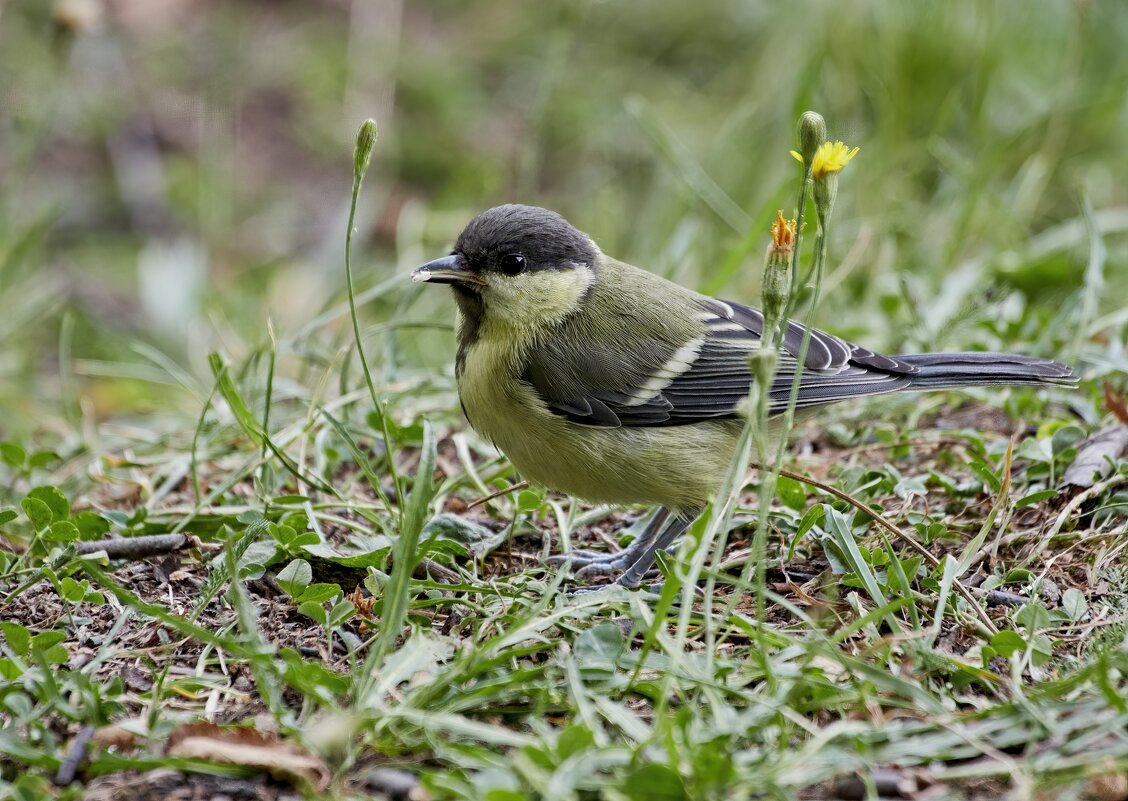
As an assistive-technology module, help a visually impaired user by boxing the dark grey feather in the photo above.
[521,290,1076,428]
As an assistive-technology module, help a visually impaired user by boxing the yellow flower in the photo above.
[810,141,859,179]
[770,210,797,254]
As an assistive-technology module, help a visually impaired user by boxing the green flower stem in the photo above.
[343,120,405,511]
[346,119,380,420]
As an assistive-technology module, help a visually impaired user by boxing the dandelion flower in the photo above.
[810,141,859,179]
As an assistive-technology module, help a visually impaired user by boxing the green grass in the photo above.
[2,1,1128,799]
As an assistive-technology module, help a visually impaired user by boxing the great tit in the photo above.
[412,204,1077,588]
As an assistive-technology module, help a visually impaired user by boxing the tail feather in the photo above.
[895,352,1078,390]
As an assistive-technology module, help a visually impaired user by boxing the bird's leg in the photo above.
[547,508,670,571]
[613,511,697,589]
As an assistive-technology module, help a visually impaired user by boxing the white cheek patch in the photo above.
[483,265,595,329]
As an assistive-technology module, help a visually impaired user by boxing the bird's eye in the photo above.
[498,253,527,275]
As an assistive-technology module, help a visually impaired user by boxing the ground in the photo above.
[2,1,1128,799]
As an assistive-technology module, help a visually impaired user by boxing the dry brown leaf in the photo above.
[1105,382,1128,425]
[91,719,145,750]
[1060,426,1128,489]
[786,581,824,607]
[165,722,329,792]
[350,585,376,618]
[1082,770,1128,801]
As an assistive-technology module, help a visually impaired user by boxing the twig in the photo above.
[834,768,924,800]
[975,589,1030,607]
[54,723,95,785]
[466,480,529,510]
[416,557,459,584]
[772,466,1000,635]
[74,533,202,559]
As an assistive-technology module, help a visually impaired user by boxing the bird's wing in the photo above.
[523,297,918,428]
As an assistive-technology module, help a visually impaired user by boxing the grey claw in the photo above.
[546,549,609,568]
[565,577,660,596]
[575,559,628,579]
[566,583,610,596]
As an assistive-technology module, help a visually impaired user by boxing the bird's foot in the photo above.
[566,575,660,596]
[544,549,624,569]
[567,576,701,597]
[548,549,642,579]
[574,557,634,580]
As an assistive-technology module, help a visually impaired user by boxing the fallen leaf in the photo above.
[1060,426,1128,490]
[166,722,329,791]
[91,719,146,750]
[1104,382,1128,425]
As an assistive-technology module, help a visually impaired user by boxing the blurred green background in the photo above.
[2,0,1125,438]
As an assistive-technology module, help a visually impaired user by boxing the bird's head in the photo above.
[412,204,599,330]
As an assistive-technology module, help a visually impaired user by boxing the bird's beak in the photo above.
[411,255,488,287]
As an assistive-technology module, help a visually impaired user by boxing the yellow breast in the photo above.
[456,324,741,512]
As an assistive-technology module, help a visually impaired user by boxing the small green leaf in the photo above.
[31,630,66,650]
[271,524,298,546]
[1050,425,1085,457]
[45,521,80,545]
[989,630,1025,658]
[298,601,328,626]
[276,559,312,598]
[302,537,392,568]
[27,450,60,469]
[235,545,276,583]
[290,532,320,549]
[482,791,525,801]
[25,486,69,524]
[59,577,86,602]
[73,511,110,540]
[103,510,130,527]
[788,504,825,559]
[0,442,26,468]
[557,724,595,760]
[0,508,18,527]
[0,622,31,657]
[516,488,545,513]
[280,511,309,531]
[776,476,807,511]
[296,583,342,605]
[20,497,52,530]
[30,630,68,664]
[622,763,687,801]
[1015,602,1052,633]
[279,648,349,697]
[327,600,355,628]
[967,461,1001,494]
[272,495,311,505]
[574,622,626,671]
[1029,633,1054,666]
[1015,489,1058,508]
[1061,588,1087,621]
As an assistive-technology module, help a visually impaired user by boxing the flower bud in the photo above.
[353,119,378,179]
[761,211,796,342]
[796,111,826,167]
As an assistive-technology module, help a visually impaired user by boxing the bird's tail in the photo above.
[896,352,1078,390]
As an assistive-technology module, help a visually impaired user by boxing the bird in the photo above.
[411,204,1078,589]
